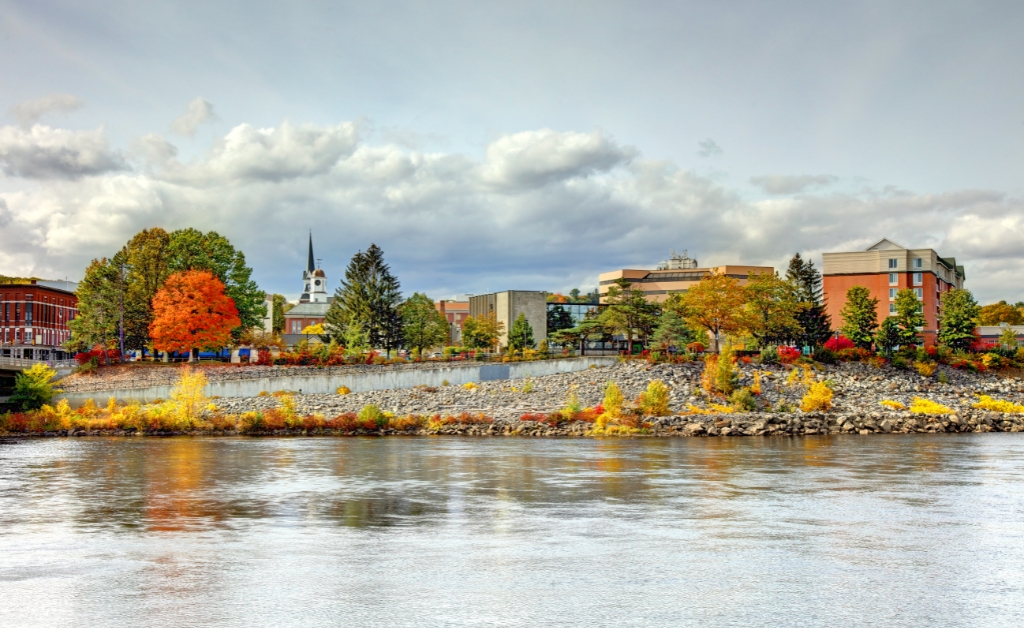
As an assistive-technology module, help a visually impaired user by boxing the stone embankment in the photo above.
[202,359,1024,436]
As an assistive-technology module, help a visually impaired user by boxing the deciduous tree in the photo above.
[507,313,535,351]
[743,271,800,348]
[893,288,925,347]
[400,292,449,355]
[462,313,503,351]
[668,273,746,353]
[938,289,980,351]
[979,300,1024,326]
[149,270,241,359]
[838,286,879,349]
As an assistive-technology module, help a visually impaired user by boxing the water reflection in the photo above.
[1,435,1023,627]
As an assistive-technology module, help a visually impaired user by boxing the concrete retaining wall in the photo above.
[58,356,619,408]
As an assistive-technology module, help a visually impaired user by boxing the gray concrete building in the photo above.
[468,291,547,349]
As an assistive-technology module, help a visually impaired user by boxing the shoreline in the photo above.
[3,408,1019,438]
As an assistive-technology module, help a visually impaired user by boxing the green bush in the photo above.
[813,348,837,364]
[760,346,779,365]
[10,363,59,411]
[729,387,757,412]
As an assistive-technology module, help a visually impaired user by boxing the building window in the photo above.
[888,258,898,269]
[914,288,923,299]
[913,258,923,269]
[889,303,896,314]
[888,273,898,285]
[913,272,922,285]
[889,288,897,299]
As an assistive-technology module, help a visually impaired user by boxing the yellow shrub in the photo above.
[909,397,955,415]
[800,382,833,412]
[637,380,671,416]
[801,365,816,386]
[786,367,801,387]
[750,372,762,395]
[972,395,1024,413]
[880,400,906,410]
[258,391,270,397]
[80,398,101,418]
[914,361,937,377]
[602,381,624,418]
[561,387,583,418]
[168,367,209,427]
[463,382,479,390]
[336,386,351,395]
[684,403,734,415]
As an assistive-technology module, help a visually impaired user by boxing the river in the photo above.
[1,435,1023,627]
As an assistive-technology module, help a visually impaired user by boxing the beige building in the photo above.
[468,291,547,349]
[599,251,773,303]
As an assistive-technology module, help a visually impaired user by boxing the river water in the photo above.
[1,435,1023,627]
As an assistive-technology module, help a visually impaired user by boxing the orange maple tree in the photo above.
[149,270,241,355]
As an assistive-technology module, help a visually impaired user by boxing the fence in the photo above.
[0,356,78,370]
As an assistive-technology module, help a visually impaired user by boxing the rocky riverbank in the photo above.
[11,359,1024,438]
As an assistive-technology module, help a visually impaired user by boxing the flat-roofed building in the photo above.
[822,238,966,346]
[0,280,79,361]
[437,298,470,344]
[599,251,773,303]
[468,291,547,349]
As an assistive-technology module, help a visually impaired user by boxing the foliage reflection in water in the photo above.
[1,435,1023,627]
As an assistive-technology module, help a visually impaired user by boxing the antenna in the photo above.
[317,258,322,269]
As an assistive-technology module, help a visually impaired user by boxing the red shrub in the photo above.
[686,342,705,354]
[261,408,287,430]
[824,336,855,351]
[325,412,360,432]
[777,346,802,364]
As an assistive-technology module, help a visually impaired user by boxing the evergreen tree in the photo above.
[937,288,980,351]
[326,244,403,351]
[785,253,832,348]
[507,313,535,351]
[785,253,824,304]
[838,286,879,349]
[874,317,902,358]
[893,289,925,347]
[400,292,449,355]
[651,310,697,349]
[547,304,574,333]
[603,277,660,350]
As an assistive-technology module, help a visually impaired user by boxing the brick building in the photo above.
[0,280,79,360]
[822,239,965,346]
[437,298,470,344]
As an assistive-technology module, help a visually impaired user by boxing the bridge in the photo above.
[0,356,78,371]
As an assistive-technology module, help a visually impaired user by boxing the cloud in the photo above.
[168,120,359,183]
[480,128,636,189]
[9,94,83,127]
[0,124,127,179]
[0,198,10,227]
[169,98,216,136]
[750,174,839,195]
[2,118,1024,304]
[696,138,722,158]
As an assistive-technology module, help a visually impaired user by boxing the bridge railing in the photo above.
[0,356,78,370]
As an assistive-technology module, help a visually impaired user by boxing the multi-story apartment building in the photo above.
[0,280,79,360]
[822,239,965,346]
[599,251,773,303]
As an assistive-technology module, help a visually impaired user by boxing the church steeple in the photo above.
[306,232,315,275]
[300,233,316,303]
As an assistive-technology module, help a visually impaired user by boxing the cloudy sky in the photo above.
[2,0,1023,302]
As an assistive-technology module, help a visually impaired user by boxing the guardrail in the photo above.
[0,356,77,370]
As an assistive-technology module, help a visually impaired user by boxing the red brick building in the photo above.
[0,280,79,359]
[437,299,469,344]
[822,239,965,346]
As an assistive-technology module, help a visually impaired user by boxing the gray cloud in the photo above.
[9,94,83,127]
[169,98,216,136]
[0,198,10,227]
[3,119,1023,304]
[696,138,722,158]
[0,124,127,179]
[750,174,839,195]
